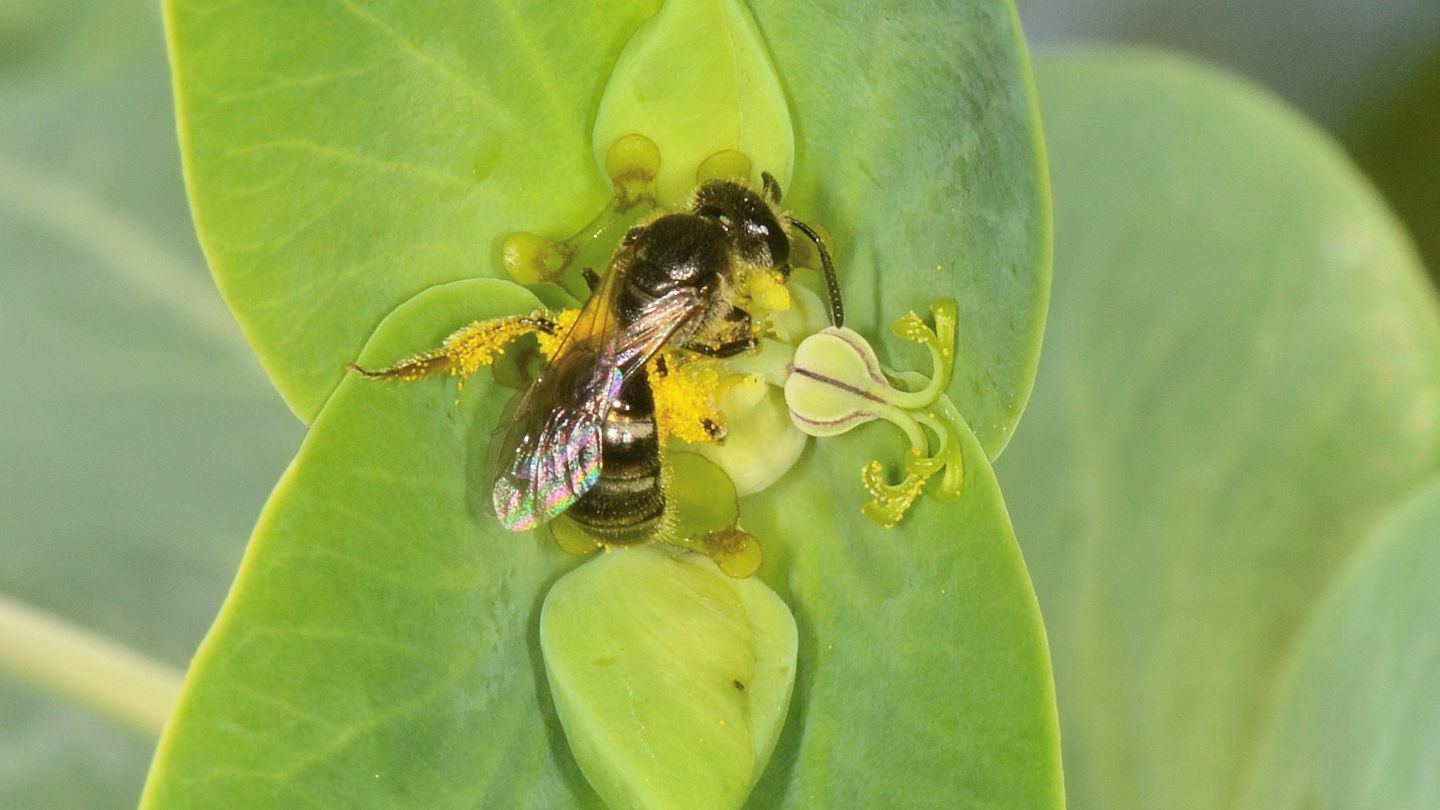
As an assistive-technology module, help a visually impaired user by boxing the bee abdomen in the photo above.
[568,403,665,545]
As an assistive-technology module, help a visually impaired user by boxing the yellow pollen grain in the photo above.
[741,269,791,317]
[537,309,581,359]
[649,351,724,443]
[860,459,933,528]
[444,317,538,376]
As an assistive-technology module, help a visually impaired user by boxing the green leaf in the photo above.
[143,279,602,808]
[167,0,1051,458]
[751,0,1050,458]
[142,278,1062,807]
[152,1,1055,804]
[0,7,302,807]
[997,49,1440,810]
[1237,477,1440,810]
[741,426,1063,809]
[165,0,661,421]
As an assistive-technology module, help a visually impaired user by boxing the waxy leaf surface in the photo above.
[168,0,1050,460]
[142,279,1062,807]
[149,0,1057,805]
[142,281,597,808]
[751,0,1049,457]
[1237,477,1440,810]
[166,0,660,420]
[742,427,1062,809]
[999,50,1440,810]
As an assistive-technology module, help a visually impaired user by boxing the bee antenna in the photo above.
[761,171,783,204]
[786,216,844,327]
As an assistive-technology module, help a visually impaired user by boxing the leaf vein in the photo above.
[222,139,469,191]
[331,0,519,129]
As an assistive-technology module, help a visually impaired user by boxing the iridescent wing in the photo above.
[491,265,704,531]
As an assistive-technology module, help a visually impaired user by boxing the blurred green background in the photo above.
[0,1,303,805]
[2,1,1437,807]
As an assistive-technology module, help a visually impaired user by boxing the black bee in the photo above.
[490,173,842,544]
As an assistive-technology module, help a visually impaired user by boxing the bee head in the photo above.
[690,179,790,270]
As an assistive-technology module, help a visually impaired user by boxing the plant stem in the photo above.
[0,592,183,738]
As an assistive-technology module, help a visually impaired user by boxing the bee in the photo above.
[357,173,842,545]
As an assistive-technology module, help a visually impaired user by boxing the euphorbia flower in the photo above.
[785,301,966,526]
[145,1,1061,808]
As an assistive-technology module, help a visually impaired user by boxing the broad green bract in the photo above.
[1001,50,1440,810]
[148,0,1058,806]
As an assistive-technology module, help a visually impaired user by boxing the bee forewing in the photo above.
[489,267,704,532]
[492,400,607,531]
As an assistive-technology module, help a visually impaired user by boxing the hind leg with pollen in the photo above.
[348,314,561,382]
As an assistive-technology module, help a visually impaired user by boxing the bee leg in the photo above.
[348,314,557,381]
[684,335,757,359]
[684,307,756,358]
[701,416,727,441]
[582,267,601,292]
[346,353,451,382]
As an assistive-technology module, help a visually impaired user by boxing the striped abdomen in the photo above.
[567,369,664,544]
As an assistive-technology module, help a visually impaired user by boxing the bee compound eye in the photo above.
[767,228,790,267]
[747,218,787,267]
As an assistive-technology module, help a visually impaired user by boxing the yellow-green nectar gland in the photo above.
[695,149,754,185]
[784,299,965,527]
[502,134,662,295]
